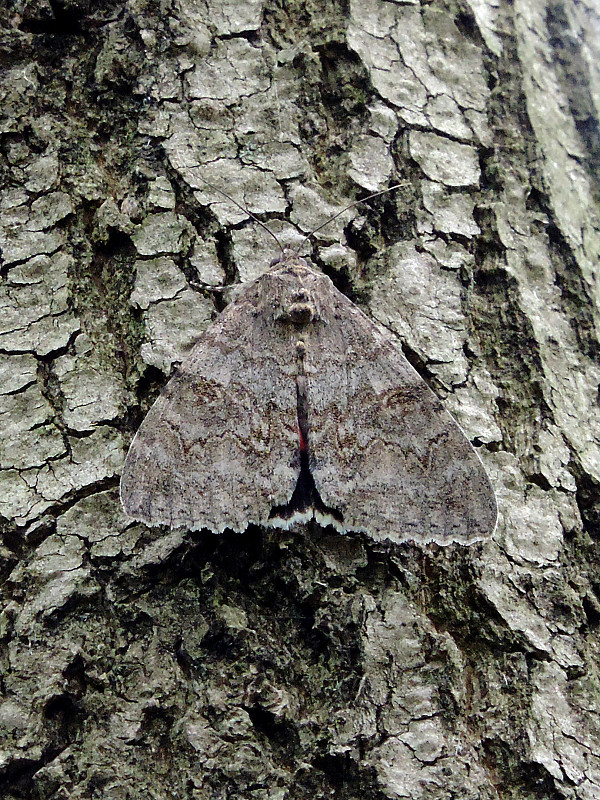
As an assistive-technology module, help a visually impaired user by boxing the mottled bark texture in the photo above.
[0,0,599,798]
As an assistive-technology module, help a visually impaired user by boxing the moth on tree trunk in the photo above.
[121,254,497,544]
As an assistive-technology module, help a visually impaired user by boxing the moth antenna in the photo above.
[183,170,285,257]
[293,183,406,257]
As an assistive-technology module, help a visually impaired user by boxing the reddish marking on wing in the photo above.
[297,424,308,453]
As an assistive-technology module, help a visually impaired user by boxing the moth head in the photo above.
[270,259,322,328]
[274,294,316,326]
[285,288,316,325]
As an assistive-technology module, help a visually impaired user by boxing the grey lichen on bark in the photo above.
[0,0,599,798]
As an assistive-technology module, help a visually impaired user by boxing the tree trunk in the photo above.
[1,0,599,798]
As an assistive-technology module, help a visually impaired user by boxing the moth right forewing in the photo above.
[120,273,300,532]
[307,286,497,545]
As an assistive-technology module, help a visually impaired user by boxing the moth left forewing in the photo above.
[307,286,498,545]
[120,274,300,532]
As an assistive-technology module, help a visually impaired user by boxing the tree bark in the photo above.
[1,0,599,798]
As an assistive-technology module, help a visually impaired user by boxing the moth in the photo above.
[120,251,498,545]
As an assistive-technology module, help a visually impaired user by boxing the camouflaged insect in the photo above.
[120,253,497,545]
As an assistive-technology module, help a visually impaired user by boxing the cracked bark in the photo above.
[1,0,599,798]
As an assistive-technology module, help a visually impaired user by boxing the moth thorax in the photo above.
[282,288,315,326]
[287,301,315,325]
